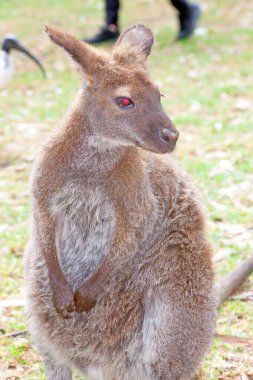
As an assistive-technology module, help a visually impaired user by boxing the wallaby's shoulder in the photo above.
[142,150,190,195]
[143,151,206,226]
[31,103,85,195]
[30,129,70,206]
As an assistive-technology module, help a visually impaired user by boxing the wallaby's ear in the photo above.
[113,24,154,66]
[45,26,105,78]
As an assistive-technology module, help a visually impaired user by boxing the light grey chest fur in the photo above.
[51,181,115,290]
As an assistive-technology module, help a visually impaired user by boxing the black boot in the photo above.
[84,26,120,44]
[177,3,201,40]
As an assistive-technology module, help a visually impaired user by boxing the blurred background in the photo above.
[0,0,252,379]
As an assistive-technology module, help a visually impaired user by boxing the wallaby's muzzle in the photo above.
[139,126,179,154]
[140,119,179,154]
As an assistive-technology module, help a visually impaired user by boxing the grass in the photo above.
[0,0,253,379]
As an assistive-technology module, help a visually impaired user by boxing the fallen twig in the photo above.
[0,329,28,338]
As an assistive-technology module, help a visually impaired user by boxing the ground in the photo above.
[0,0,253,379]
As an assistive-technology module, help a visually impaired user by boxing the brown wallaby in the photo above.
[25,24,216,380]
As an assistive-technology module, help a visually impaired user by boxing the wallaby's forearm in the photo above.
[36,209,62,279]
[35,207,75,318]
[74,255,113,312]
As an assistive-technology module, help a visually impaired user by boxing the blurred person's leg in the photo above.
[106,0,120,27]
[85,0,120,43]
[85,0,200,44]
[170,0,201,39]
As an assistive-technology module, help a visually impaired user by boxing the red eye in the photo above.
[116,97,134,108]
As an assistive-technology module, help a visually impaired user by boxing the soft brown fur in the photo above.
[25,24,215,380]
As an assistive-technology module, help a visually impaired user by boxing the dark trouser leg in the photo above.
[105,0,120,26]
[170,0,201,39]
[170,0,191,16]
[84,0,120,43]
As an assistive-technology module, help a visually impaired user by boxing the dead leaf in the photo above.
[234,99,251,111]
[230,291,253,302]
[214,248,232,262]
[216,334,253,346]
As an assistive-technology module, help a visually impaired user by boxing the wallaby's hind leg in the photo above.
[37,344,72,380]
[142,287,215,380]
[86,366,104,380]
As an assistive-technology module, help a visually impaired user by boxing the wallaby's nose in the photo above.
[160,128,179,146]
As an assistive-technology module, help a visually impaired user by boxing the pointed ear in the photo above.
[45,26,105,78]
[113,24,154,66]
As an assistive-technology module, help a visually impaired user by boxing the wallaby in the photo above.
[25,24,216,380]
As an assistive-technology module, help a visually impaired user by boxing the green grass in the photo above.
[0,0,253,379]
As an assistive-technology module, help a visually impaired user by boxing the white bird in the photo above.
[0,34,46,88]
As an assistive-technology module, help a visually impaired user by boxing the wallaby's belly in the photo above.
[56,183,116,290]
[26,181,156,364]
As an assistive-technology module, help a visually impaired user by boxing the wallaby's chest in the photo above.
[52,182,115,289]
[50,174,159,289]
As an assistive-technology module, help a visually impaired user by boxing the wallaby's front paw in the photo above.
[74,283,97,313]
[52,283,75,319]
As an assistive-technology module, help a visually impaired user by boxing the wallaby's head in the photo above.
[46,24,179,154]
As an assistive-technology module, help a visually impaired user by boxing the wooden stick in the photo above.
[1,330,28,338]
[216,255,253,307]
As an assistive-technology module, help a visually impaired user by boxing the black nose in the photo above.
[160,128,179,144]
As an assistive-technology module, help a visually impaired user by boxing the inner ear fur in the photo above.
[113,24,154,66]
[45,26,106,78]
